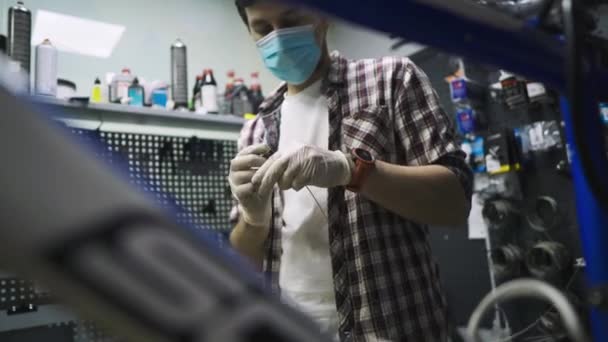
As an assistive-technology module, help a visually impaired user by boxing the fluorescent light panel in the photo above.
[32,10,125,59]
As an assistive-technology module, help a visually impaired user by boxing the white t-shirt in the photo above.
[278,80,339,336]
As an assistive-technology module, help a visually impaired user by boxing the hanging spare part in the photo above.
[455,106,478,135]
[500,75,529,109]
[526,241,572,284]
[450,78,486,104]
[470,136,487,173]
[527,196,561,232]
[485,130,522,174]
[482,198,520,231]
[491,244,524,279]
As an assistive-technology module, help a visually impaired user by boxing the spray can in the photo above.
[34,39,58,96]
[8,1,32,92]
[171,39,188,109]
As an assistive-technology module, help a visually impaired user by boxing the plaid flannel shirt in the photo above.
[230,52,473,342]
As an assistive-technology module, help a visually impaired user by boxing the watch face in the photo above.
[355,148,373,162]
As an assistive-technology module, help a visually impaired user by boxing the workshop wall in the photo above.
[1,0,277,95]
[0,0,425,97]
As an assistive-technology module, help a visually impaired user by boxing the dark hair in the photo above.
[235,0,257,26]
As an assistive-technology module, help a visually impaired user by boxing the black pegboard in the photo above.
[71,320,122,342]
[94,130,237,232]
[0,278,53,311]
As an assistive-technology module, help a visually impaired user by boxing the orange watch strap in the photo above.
[346,151,375,192]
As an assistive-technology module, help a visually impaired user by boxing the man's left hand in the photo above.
[252,145,353,193]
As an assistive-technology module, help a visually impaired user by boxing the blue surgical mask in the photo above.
[256,25,322,85]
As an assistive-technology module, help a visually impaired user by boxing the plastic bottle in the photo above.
[193,74,203,111]
[151,86,169,108]
[90,77,103,103]
[128,77,145,107]
[249,72,264,113]
[231,78,253,117]
[105,72,115,103]
[34,39,57,97]
[222,70,236,114]
[202,68,219,114]
[112,68,134,103]
[225,70,235,100]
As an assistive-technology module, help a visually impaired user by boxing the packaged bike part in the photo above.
[500,75,529,110]
[485,130,521,174]
[470,136,486,173]
[525,121,562,152]
[455,106,476,135]
[449,78,485,105]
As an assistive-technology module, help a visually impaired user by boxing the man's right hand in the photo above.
[229,144,273,227]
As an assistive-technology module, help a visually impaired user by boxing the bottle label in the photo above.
[91,87,102,103]
[117,82,130,100]
[152,89,168,107]
[202,86,219,113]
[129,89,144,107]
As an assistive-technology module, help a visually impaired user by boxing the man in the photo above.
[228,1,473,341]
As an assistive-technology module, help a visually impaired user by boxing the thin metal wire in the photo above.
[305,186,328,219]
[250,167,328,219]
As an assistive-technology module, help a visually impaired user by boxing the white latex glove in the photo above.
[252,145,354,193]
[228,144,273,227]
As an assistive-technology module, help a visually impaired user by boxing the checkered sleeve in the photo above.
[229,117,265,225]
[394,59,473,203]
[433,152,473,206]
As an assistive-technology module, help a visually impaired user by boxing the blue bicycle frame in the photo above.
[289,0,608,340]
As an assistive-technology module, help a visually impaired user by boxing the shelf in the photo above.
[29,96,246,141]
[0,305,77,332]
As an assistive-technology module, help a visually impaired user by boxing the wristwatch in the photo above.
[346,148,375,193]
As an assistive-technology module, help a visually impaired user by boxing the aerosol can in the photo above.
[8,1,32,92]
[34,39,58,96]
[171,39,189,109]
